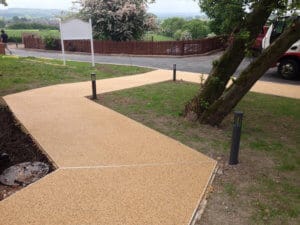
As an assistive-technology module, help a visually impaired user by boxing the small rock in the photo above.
[0,162,49,186]
[217,168,224,175]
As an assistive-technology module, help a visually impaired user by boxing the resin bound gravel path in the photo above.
[0,70,298,225]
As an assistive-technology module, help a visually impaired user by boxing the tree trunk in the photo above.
[184,0,280,117]
[201,20,300,126]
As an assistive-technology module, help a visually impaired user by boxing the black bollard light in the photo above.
[173,64,177,81]
[229,111,243,165]
[91,73,97,100]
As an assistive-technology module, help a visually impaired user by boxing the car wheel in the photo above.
[278,59,299,80]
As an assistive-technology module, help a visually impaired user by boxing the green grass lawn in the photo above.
[0,56,152,96]
[98,81,300,225]
[143,33,175,41]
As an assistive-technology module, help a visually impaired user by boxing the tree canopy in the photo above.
[198,0,300,35]
[199,0,245,35]
[183,19,211,39]
[78,0,156,41]
[160,17,210,40]
[160,17,186,37]
[0,0,7,6]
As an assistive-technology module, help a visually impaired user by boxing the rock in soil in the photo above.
[0,162,49,186]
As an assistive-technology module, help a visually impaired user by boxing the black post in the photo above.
[229,111,243,165]
[91,73,97,100]
[173,64,176,81]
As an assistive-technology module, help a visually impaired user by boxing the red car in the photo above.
[252,26,269,52]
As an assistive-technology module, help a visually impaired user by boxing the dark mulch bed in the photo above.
[0,101,55,200]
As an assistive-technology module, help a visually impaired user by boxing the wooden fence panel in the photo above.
[22,36,227,56]
[23,34,45,49]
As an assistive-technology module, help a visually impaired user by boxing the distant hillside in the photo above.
[0,8,66,19]
[0,8,207,20]
[152,12,208,20]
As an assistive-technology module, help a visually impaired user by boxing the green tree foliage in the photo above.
[161,17,210,40]
[198,0,245,35]
[0,1,7,28]
[173,29,183,40]
[43,35,60,50]
[11,16,29,23]
[180,30,193,40]
[0,19,5,28]
[78,0,156,41]
[0,0,7,6]
[7,23,58,30]
[160,17,186,37]
[198,0,300,35]
[183,19,211,39]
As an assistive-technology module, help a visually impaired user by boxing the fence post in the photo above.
[181,41,185,56]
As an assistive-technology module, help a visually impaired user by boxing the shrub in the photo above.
[180,30,192,40]
[7,23,58,30]
[43,35,60,50]
[174,29,183,40]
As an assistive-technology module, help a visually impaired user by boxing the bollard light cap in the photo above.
[234,111,243,116]
[91,73,96,80]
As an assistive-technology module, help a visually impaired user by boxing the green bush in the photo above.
[183,19,211,39]
[160,17,186,38]
[174,29,183,40]
[180,30,192,40]
[160,18,210,40]
[7,22,58,30]
[43,35,60,50]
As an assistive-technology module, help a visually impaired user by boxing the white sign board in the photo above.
[59,18,95,66]
[61,19,92,40]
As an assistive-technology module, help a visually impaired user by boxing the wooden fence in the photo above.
[23,35,226,56]
[0,43,5,55]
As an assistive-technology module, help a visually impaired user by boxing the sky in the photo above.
[0,0,201,13]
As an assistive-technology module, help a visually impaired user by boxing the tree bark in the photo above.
[201,20,300,126]
[184,0,280,117]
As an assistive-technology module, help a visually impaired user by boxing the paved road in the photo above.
[12,48,300,85]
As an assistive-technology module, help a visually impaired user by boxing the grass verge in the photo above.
[0,56,152,96]
[143,32,175,41]
[97,81,300,225]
